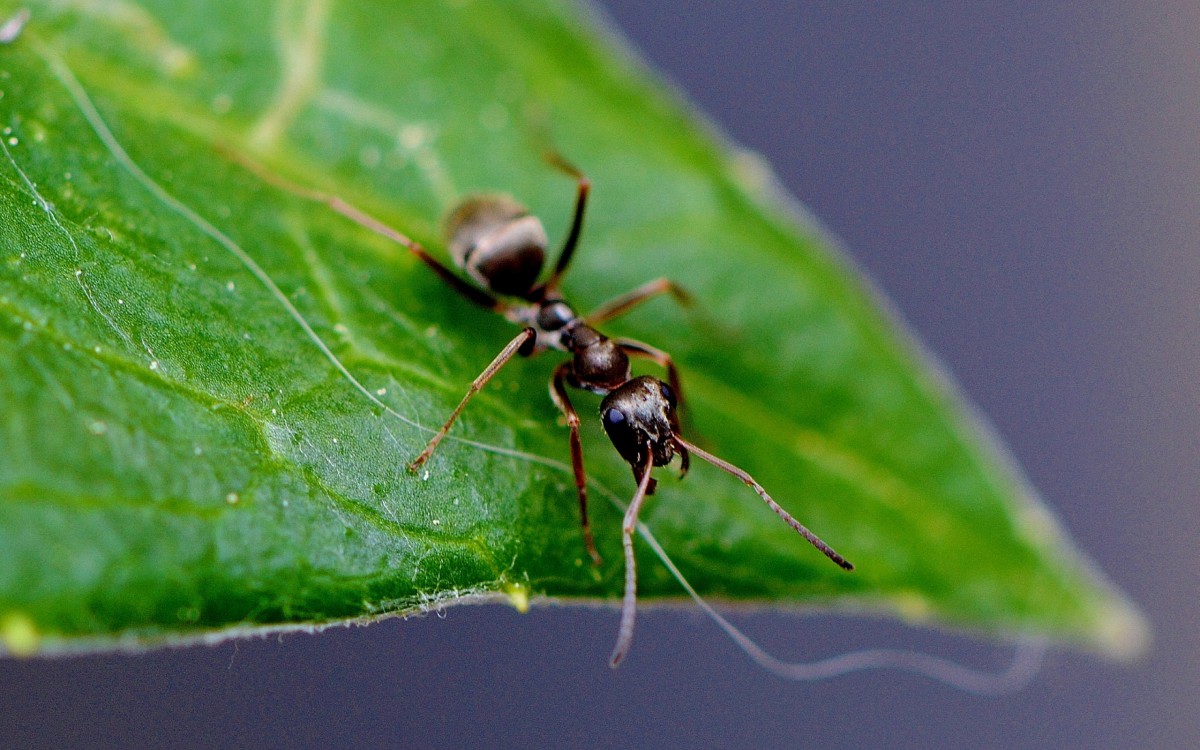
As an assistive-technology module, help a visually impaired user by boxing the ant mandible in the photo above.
[236,150,854,666]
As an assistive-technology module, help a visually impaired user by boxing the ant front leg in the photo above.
[409,327,537,472]
[584,278,693,328]
[541,152,590,292]
[223,147,505,312]
[550,362,603,566]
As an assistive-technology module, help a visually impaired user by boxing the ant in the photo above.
[233,150,854,666]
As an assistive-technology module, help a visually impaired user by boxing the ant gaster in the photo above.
[236,151,853,667]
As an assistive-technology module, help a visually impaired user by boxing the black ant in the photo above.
[233,150,853,666]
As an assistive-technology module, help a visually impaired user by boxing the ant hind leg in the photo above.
[221,146,505,312]
[541,152,591,291]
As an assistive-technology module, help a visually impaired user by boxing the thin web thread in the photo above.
[635,513,1046,694]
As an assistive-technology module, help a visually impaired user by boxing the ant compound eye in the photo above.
[604,407,626,426]
[659,382,676,407]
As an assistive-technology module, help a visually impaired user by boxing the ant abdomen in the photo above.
[444,195,548,297]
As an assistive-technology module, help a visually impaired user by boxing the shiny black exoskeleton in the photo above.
[397,157,851,665]
[244,150,851,668]
[405,160,694,581]
[601,376,686,493]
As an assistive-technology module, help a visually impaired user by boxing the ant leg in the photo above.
[550,363,603,566]
[617,338,690,477]
[674,435,854,571]
[409,327,536,471]
[329,202,504,312]
[609,448,655,668]
[222,146,504,312]
[541,152,590,291]
[584,278,693,328]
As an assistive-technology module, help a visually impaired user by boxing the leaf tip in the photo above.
[1090,595,1152,663]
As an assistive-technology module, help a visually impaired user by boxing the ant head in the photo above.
[600,375,681,470]
[445,195,547,297]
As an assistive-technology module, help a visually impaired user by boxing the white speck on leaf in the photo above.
[399,124,428,150]
[0,9,29,45]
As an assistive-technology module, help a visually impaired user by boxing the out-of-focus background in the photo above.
[2,3,1195,748]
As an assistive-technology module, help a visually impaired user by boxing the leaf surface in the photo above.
[0,0,1144,658]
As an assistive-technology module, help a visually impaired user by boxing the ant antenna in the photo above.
[673,436,853,571]
[610,448,657,667]
[606,428,853,666]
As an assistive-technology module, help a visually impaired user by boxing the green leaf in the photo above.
[0,0,1145,659]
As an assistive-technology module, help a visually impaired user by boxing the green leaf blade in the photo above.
[0,0,1145,659]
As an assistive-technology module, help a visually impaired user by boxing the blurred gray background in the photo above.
[2,3,1196,748]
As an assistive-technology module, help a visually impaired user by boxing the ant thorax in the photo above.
[561,323,631,394]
